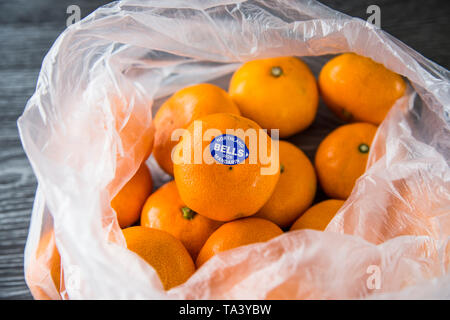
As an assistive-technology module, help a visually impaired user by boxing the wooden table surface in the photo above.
[0,0,448,300]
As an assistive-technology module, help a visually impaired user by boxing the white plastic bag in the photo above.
[19,0,450,299]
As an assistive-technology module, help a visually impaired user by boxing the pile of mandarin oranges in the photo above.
[28,53,406,296]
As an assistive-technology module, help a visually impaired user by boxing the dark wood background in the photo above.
[0,0,448,300]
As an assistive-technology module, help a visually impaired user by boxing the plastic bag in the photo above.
[19,0,450,299]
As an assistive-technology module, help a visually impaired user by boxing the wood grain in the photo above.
[0,0,448,300]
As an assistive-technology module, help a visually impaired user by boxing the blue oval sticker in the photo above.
[209,134,249,165]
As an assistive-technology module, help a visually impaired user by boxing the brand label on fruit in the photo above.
[210,134,249,165]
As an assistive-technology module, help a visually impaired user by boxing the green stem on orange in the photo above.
[342,109,353,120]
[358,143,370,154]
[280,163,285,173]
[181,207,197,220]
[271,66,283,77]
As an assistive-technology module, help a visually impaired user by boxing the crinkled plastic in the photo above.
[19,0,450,299]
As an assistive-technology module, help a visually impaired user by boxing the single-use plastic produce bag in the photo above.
[19,0,450,299]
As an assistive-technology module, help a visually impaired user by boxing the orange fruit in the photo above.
[229,56,318,138]
[255,141,317,228]
[196,217,283,267]
[290,199,345,231]
[140,181,222,259]
[111,164,153,228]
[153,83,240,175]
[122,226,195,290]
[319,53,406,125]
[315,123,377,199]
[173,113,280,221]
[25,229,62,300]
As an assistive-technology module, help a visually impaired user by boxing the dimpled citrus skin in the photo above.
[315,123,378,200]
[122,226,195,290]
[140,181,222,259]
[229,56,318,138]
[173,113,280,222]
[153,83,240,176]
[26,230,62,300]
[111,164,153,228]
[319,53,406,124]
[196,217,283,267]
[290,199,345,231]
[255,141,317,228]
